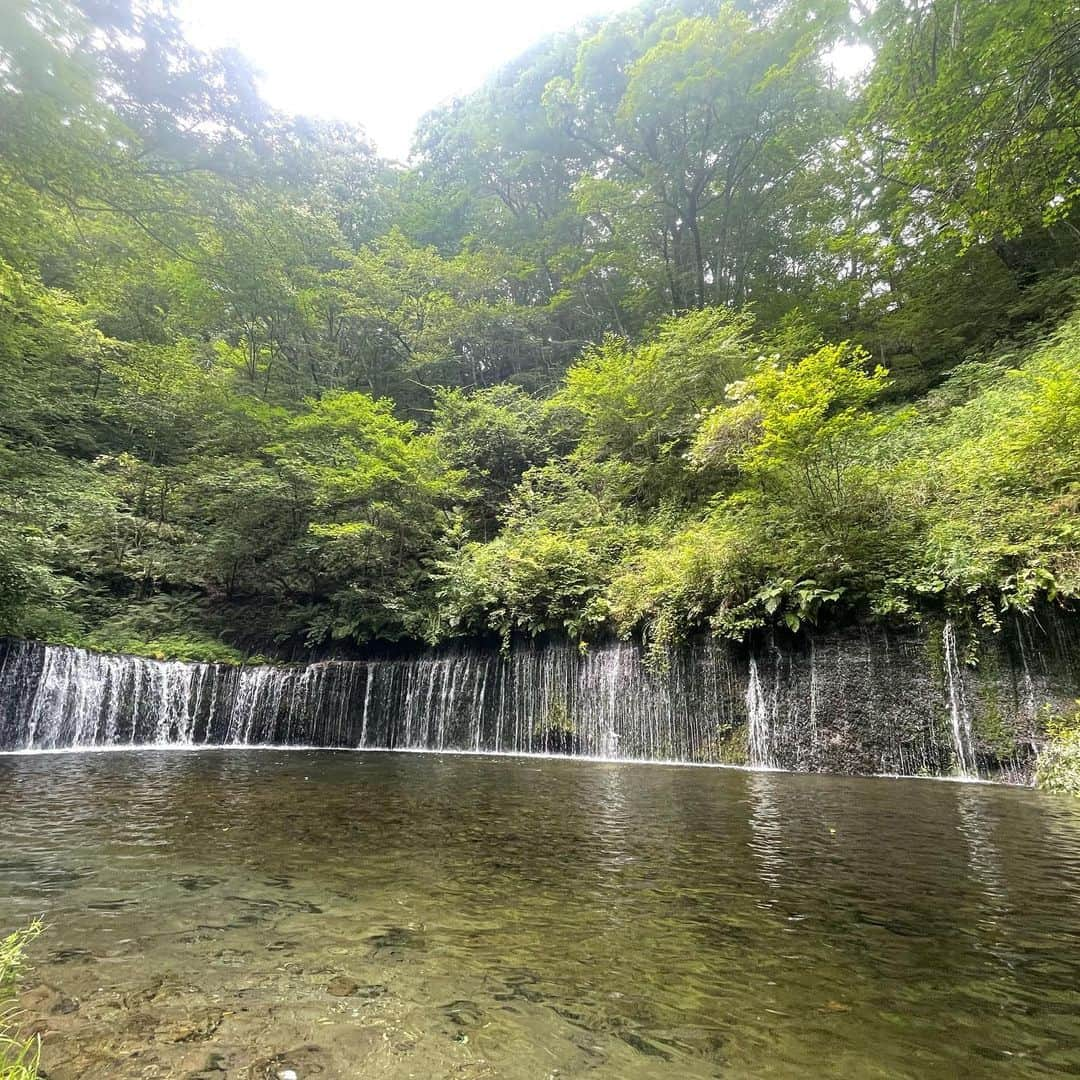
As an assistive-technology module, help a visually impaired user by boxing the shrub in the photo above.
[1036,703,1080,796]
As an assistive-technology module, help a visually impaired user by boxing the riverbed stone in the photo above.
[324,976,359,997]
[21,982,79,1016]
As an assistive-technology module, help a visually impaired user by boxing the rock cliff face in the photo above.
[2,614,1078,782]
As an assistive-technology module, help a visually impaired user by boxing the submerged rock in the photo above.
[324,976,359,997]
[20,982,79,1016]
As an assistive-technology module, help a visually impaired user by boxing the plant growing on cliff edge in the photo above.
[0,920,44,1080]
[1036,703,1080,797]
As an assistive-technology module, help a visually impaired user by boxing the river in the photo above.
[3,749,1080,1077]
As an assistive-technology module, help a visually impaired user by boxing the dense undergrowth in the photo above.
[1,0,1077,661]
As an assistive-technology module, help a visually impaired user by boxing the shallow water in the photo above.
[2,751,1080,1078]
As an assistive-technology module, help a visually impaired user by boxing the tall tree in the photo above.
[545,5,847,311]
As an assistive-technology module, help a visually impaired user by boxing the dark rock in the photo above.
[619,1031,672,1060]
[48,948,95,964]
[175,874,223,892]
[442,999,483,1026]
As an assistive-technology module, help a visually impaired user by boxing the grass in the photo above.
[0,920,44,1080]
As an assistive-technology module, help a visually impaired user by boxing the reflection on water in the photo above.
[2,750,1080,1078]
[956,785,1007,924]
[747,771,787,901]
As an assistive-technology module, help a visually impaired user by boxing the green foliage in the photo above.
[552,308,753,502]
[267,390,459,644]
[863,0,1080,244]
[433,385,551,539]
[546,4,847,312]
[0,923,42,996]
[0,0,1076,660]
[1036,703,1080,797]
[82,600,249,663]
[592,342,905,647]
[906,316,1080,620]
[435,460,641,645]
[693,343,893,485]
[489,318,1079,653]
[1,920,44,1080]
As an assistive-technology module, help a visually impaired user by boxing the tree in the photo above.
[333,228,548,403]
[545,6,847,311]
[432,385,552,539]
[266,391,459,644]
[552,307,753,502]
[863,0,1080,246]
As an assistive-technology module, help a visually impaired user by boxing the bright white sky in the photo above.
[178,0,635,161]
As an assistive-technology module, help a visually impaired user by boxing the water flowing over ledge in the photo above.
[2,617,1078,781]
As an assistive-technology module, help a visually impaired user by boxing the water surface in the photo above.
[2,750,1080,1077]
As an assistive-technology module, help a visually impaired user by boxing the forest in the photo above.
[1,0,1077,663]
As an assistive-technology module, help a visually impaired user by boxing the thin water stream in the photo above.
[3,750,1080,1078]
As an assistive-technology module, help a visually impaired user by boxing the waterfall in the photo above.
[0,638,739,762]
[746,657,772,768]
[1014,615,1039,722]
[942,621,979,778]
[1,616,1077,780]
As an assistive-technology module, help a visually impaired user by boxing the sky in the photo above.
[178,0,636,161]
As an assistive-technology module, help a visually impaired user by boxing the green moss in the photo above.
[973,703,1017,761]
[79,632,247,665]
[712,722,750,766]
[970,652,1020,760]
[531,698,579,753]
[923,619,946,676]
[923,622,952,747]
[535,698,574,737]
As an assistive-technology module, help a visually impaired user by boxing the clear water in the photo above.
[2,750,1080,1078]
